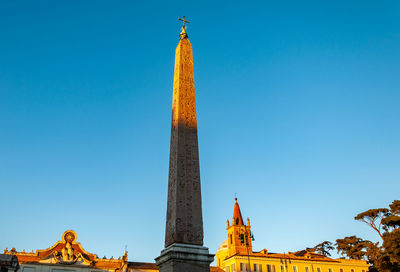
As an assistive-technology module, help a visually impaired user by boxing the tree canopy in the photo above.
[354,208,389,240]
[336,200,400,272]
[313,241,334,256]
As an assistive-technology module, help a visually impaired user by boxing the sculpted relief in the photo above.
[52,241,87,264]
[49,231,93,265]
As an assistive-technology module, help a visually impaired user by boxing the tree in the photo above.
[382,200,400,231]
[335,236,377,261]
[313,241,334,256]
[383,229,400,265]
[336,200,400,272]
[389,200,400,215]
[354,208,389,240]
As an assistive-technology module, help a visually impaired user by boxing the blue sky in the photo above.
[0,0,399,263]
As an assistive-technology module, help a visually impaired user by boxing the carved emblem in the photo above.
[51,230,90,265]
[64,232,75,243]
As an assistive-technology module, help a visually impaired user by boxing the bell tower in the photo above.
[226,198,253,256]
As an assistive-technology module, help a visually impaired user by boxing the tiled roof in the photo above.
[128,262,158,270]
[210,266,225,272]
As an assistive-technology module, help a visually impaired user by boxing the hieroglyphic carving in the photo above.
[165,35,204,247]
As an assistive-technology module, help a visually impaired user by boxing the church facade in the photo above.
[215,199,369,272]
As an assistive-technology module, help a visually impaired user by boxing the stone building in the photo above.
[2,230,158,272]
[2,231,222,272]
[0,254,19,272]
[215,199,369,272]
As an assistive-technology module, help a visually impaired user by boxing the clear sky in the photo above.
[1,0,399,264]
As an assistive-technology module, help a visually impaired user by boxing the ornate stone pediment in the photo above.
[33,230,96,265]
[4,230,126,271]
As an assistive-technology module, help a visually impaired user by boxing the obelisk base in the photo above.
[155,243,214,272]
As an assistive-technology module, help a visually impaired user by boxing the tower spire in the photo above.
[233,197,244,225]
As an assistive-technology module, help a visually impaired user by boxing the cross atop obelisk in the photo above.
[178,16,190,28]
[155,18,214,272]
[178,16,190,38]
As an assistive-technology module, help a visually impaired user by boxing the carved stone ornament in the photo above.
[50,231,90,265]
[2,230,126,271]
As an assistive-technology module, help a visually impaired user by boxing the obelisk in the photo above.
[155,17,214,272]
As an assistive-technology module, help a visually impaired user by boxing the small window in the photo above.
[232,264,236,272]
[351,270,354,272]
[305,267,309,272]
[226,266,230,272]
[328,269,333,272]
[230,234,233,244]
[23,268,36,272]
[280,265,285,272]
[267,264,275,272]
[240,263,247,272]
[340,269,344,272]
[292,267,297,272]
[317,268,321,272]
[253,264,262,272]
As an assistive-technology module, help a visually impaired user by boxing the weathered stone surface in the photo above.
[164,35,204,247]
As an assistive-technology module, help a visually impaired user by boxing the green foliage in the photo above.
[354,208,389,240]
[389,200,400,215]
[335,236,376,261]
[383,229,400,264]
[313,241,334,256]
[355,209,389,221]
[382,215,400,230]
